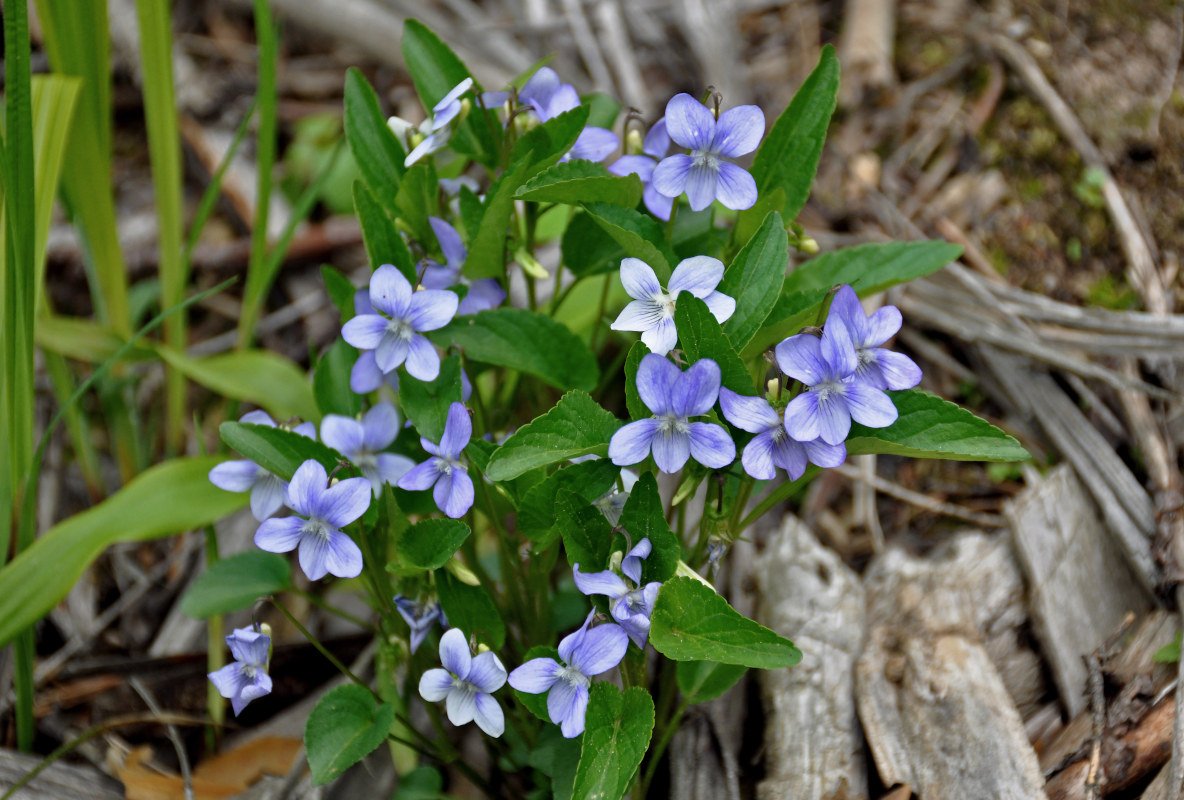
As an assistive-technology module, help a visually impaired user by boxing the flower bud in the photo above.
[800,236,819,254]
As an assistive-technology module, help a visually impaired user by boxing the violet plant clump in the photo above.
[195,26,1028,796]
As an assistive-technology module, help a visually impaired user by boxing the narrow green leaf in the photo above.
[623,342,649,420]
[516,161,642,207]
[395,161,438,247]
[718,211,788,350]
[617,473,680,583]
[305,685,396,786]
[484,391,619,481]
[354,180,416,284]
[322,264,358,320]
[0,458,246,648]
[673,296,753,396]
[463,156,532,279]
[398,519,471,570]
[561,211,627,279]
[30,76,81,293]
[219,422,343,481]
[401,19,473,109]
[751,45,839,221]
[649,577,802,668]
[180,551,292,619]
[398,355,463,443]
[845,390,1030,462]
[158,348,319,423]
[676,661,748,705]
[435,569,505,649]
[518,459,621,545]
[34,317,153,364]
[571,684,655,800]
[557,489,613,571]
[433,309,598,392]
[314,338,362,418]
[509,106,590,174]
[583,202,677,283]
[344,67,405,209]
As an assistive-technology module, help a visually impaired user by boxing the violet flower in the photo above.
[418,628,507,737]
[254,460,370,581]
[397,402,475,519]
[827,285,922,391]
[508,613,629,738]
[342,265,458,382]
[608,119,674,220]
[519,67,618,163]
[349,289,400,395]
[402,78,474,167]
[608,354,735,474]
[718,388,846,480]
[776,323,898,446]
[651,93,764,212]
[208,627,272,716]
[610,256,735,356]
[573,539,661,648]
[420,217,506,316]
[395,594,447,654]
[320,403,415,496]
[209,411,316,521]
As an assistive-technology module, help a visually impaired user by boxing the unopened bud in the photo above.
[624,128,644,155]
[800,236,819,254]
[515,248,549,280]
[387,115,414,148]
[674,560,716,589]
[445,558,481,586]
[766,378,779,396]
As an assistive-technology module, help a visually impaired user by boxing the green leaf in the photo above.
[1154,633,1181,664]
[220,422,343,481]
[745,240,962,358]
[649,577,803,668]
[395,161,439,247]
[676,661,748,705]
[157,348,319,423]
[557,489,613,571]
[783,240,963,295]
[401,20,473,109]
[845,390,1030,462]
[354,180,416,284]
[462,156,532,280]
[398,519,471,570]
[180,551,292,619]
[35,316,154,364]
[484,391,619,481]
[718,211,788,350]
[509,106,590,174]
[583,202,677,283]
[321,264,358,320]
[516,161,642,207]
[623,342,649,420]
[528,725,581,800]
[571,684,655,800]
[435,569,505,648]
[433,309,598,392]
[344,68,405,209]
[561,211,627,279]
[673,296,754,396]
[513,645,561,723]
[398,356,463,443]
[0,457,246,647]
[582,92,621,129]
[518,459,621,545]
[617,473,680,583]
[391,766,445,800]
[751,45,839,222]
[305,684,396,786]
[314,338,362,418]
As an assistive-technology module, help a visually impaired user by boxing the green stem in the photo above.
[640,698,691,795]
[270,600,372,693]
[293,588,375,632]
[204,525,225,749]
[588,275,613,354]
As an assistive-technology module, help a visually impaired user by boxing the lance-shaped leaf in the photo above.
[484,391,619,481]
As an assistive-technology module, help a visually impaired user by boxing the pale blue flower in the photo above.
[420,217,506,316]
[718,388,846,480]
[610,256,735,356]
[342,265,458,382]
[395,594,447,653]
[609,354,736,473]
[404,78,474,167]
[573,539,661,648]
[652,93,764,212]
[397,402,475,519]
[320,403,414,496]
[254,460,371,581]
[519,67,618,163]
[419,628,507,737]
[208,411,316,521]
[507,613,628,738]
[208,627,272,716]
[827,285,922,391]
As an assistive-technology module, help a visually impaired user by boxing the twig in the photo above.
[129,677,194,800]
[1083,612,1137,799]
[833,463,1008,527]
[984,30,1169,314]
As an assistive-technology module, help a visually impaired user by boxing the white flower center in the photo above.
[385,317,416,340]
[301,517,331,542]
[435,456,463,477]
[451,678,478,700]
[812,380,844,402]
[557,664,591,688]
[354,451,377,471]
[656,413,690,436]
[242,664,258,679]
[691,149,720,171]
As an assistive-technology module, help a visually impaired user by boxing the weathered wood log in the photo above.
[0,748,123,799]
[856,533,1048,799]
[1007,465,1155,717]
[754,516,867,800]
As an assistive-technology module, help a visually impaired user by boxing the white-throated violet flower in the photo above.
[610,256,735,356]
[397,402,475,519]
[320,403,414,496]
[208,627,272,716]
[419,628,507,737]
